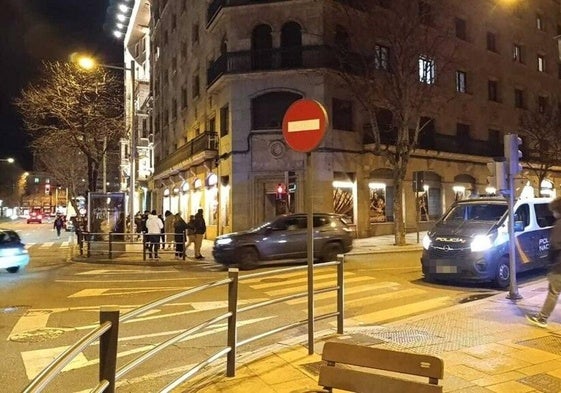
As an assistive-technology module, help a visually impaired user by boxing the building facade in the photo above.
[123,0,561,239]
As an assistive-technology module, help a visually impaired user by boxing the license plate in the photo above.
[436,265,457,273]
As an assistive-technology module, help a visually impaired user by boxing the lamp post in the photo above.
[76,56,137,233]
[0,158,15,163]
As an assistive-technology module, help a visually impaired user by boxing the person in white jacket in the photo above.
[145,210,164,259]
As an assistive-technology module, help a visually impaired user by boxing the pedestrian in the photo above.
[145,210,164,259]
[134,211,143,240]
[527,197,561,328]
[193,208,206,259]
[186,215,196,255]
[174,213,188,259]
[53,214,64,238]
[158,213,165,248]
[164,210,176,250]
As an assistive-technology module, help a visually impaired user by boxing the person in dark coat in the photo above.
[173,213,189,259]
[193,209,206,259]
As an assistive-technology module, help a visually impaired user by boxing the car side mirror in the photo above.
[514,221,525,232]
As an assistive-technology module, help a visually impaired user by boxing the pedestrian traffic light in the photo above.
[287,171,297,192]
[276,183,286,200]
[486,159,507,192]
[504,133,523,175]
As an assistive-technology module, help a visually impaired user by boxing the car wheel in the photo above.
[320,243,343,263]
[238,247,259,270]
[495,258,510,289]
[6,266,20,273]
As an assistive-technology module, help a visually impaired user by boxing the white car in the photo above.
[0,228,29,273]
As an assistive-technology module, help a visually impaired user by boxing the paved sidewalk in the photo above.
[177,280,561,393]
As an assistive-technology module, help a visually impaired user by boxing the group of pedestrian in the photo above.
[134,209,206,260]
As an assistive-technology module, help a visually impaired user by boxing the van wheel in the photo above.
[6,267,20,273]
[495,258,510,289]
[320,243,343,263]
[238,247,259,270]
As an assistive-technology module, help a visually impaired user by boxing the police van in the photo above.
[421,197,554,288]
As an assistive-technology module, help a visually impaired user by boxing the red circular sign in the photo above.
[282,99,328,153]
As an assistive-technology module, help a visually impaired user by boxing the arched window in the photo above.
[251,91,302,129]
[334,25,350,49]
[220,36,228,55]
[252,24,273,70]
[281,21,302,67]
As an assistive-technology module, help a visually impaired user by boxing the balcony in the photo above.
[207,0,289,26]
[155,132,218,174]
[207,45,339,87]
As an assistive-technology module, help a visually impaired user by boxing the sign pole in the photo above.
[306,152,314,354]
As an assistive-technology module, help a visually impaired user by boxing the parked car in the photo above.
[27,208,43,224]
[421,197,554,288]
[0,228,29,273]
[213,213,354,270]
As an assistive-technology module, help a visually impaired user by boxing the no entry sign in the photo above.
[282,99,328,153]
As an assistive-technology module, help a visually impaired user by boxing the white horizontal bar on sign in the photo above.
[288,119,320,132]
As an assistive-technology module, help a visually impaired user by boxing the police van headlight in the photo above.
[470,235,492,252]
[422,234,432,250]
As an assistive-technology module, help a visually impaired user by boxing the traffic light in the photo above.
[276,183,286,200]
[486,159,507,192]
[504,133,523,175]
[287,171,297,192]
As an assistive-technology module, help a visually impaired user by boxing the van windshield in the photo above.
[443,203,508,222]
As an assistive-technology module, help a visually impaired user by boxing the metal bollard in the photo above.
[99,306,120,393]
[226,268,239,377]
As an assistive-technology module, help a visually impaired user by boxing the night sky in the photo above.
[0,0,123,170]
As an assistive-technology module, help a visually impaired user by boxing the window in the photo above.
[251,24,273,70]
[334,25,350,49]
[535,203,555,227]
[537,54,546,72]
[456,71,467,93]
[280,21,302,67]
[171,13,177,30]
[455,18,467,40]
[488,80,499,102]
[164,30,169,46]
[538,96,548,113]
[456,123,470,140]
[220,105,229,137]
[486,32,497,52]
[332,99,353,131]
[181,41,187,59]
[513,44,523,63]
[419,56,435,84]
[537,14,544,31]
[418,1,433,25]
[192,73,200,99]
[192,23,199,44]
[181,86,187,108]
[171,98,177,119]
[374,45,390,71]
[514,204,530,228]
[514,88,525,108]
[251,91,302,129]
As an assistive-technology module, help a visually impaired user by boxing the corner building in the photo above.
[137,0,561,239]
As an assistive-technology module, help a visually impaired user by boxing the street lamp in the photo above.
[75,55,137,233]
[0,158,15,163]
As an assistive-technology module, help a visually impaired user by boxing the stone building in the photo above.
[122,0,561,239]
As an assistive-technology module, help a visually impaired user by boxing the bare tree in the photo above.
[14,61,125,205]
[330,0,457,245]
[519,99,561,194]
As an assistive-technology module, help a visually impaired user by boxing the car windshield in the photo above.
[0,231,21,244]
[443,203,508,222]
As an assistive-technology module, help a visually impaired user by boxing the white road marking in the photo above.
[352,296,451,324]
[262,276,371,297]
[9,310,52,338]
[286,281,401,305]
[287,119,320,132]
[68,287,188,298]
[76,269,177,275]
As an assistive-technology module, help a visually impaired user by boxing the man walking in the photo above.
[193,208,206,259]
[146,210,164,259]
[53,214,64,239]
[527,197,561,328]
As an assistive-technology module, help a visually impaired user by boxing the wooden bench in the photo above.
[311,341,444,393]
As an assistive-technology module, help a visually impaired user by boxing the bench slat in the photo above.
[322,341,444,379]
[318,365,443,393]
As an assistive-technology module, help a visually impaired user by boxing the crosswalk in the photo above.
[26,241,72,249]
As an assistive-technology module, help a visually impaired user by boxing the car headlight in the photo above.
[470,235,492,252]
[422,235,432,250]
[216,238,233,246]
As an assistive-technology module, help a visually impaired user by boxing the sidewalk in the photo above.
[178,279,561,393]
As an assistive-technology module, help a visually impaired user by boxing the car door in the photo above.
[532,202,554,266]
[263,216,307,259]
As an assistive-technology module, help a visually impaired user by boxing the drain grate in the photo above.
[300,361,322,376]
[518,373,561,393]
[517,334,561,355]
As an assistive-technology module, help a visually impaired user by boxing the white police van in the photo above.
[421,197,554,288]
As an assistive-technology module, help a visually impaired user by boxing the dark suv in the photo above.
[213,213,354,269]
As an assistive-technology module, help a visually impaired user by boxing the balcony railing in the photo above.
[207,45,339,87]
[155,132,218,174]
[207,0,290,26]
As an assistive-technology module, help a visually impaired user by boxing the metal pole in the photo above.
[226,268,239,377]
[99,306,120,393]
[507,171,521,300]
[337,255,344,334]
[103,137,107,193]
[306,152,314,355]
[129,60,136,234]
